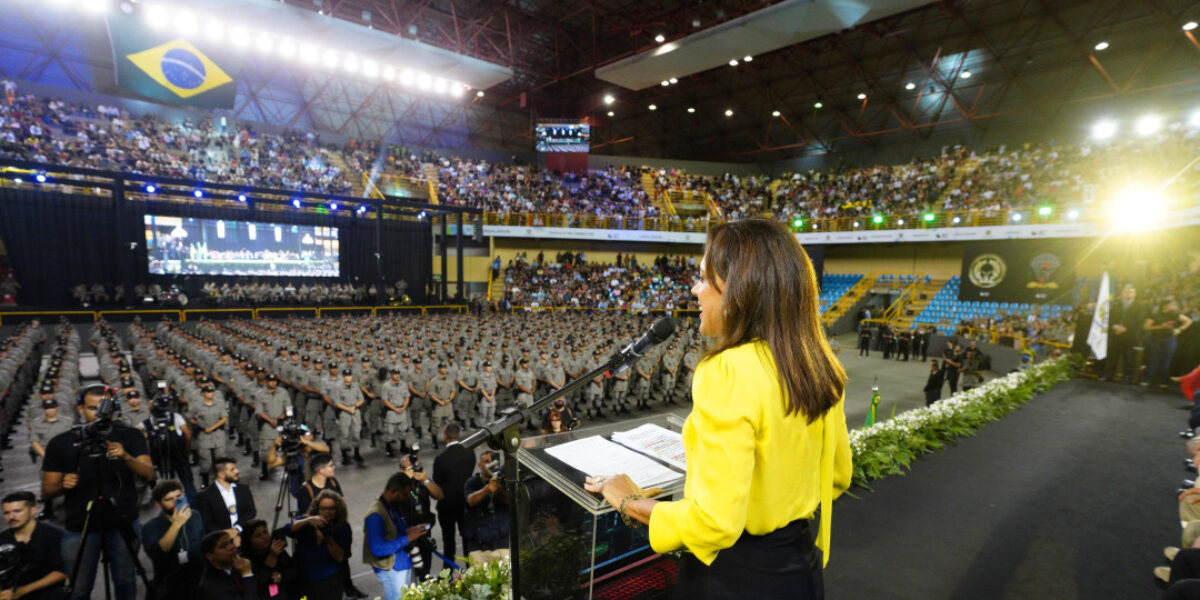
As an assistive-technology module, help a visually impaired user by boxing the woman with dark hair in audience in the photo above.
[240,519,298,600]
[286,490,352,600]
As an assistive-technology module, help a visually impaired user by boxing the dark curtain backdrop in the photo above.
[0,188,432,306]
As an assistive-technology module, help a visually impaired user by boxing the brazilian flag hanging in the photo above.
[863,386,881,427]
[106,13,241,109]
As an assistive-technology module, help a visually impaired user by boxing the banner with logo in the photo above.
[958,241,1078,303]
[106,13,241,109]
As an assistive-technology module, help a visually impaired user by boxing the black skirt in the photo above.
[672,518,823,600]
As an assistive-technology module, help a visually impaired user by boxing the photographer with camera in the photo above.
[363,472,430,599]
[285,491,352,600]
[139,480,204,600]
[463,450,510,560]
[398,454,442,581]
[0,491,67,600]
[142,385,197,501]
[41,385,154,600]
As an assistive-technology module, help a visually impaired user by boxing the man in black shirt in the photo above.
[463,450,509,556]
[942,340,963,396]
[295,453,343,515]
[432,424,474,561]
[0,491,66,600]
[399,453,444,580]
[41,385,154,600]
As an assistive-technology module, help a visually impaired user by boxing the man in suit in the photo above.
[432,423,474,561]
[1105,285,1146,384]
[195,530,256,600]
[195,458,257,536]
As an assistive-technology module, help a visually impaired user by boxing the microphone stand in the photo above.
[461,348,646,599]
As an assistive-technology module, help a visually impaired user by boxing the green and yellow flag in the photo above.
[864,385,881,427]
[106,14,241,108]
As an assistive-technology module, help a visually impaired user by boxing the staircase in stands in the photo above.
[890,278,949,331]
[822,274,873,326]
[641,172,677,216]
[330,152,365,197]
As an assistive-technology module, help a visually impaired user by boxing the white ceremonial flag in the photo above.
[1088,272,1110,360]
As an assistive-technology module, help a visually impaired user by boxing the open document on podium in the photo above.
[611,423,687,472]
[544,435,683,489]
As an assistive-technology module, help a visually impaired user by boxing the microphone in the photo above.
[611,317,677,374]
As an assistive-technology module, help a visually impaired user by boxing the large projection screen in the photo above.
[144,215,339,277]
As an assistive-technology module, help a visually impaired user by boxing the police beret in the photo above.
[341,368,353,376]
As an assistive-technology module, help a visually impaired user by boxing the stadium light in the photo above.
[277,37,297,60]
[145,184,156,193]
[649,104,657,111]
[381,65,395,81]
[1091,119,1118,140]
[1011,212,1022,222]
[1067,209,1080,220]
[669,77,677,84]
[13,177,21,184]
[654,33,665,43]
[952,216,961,224]
[82,0,109,15]
[329,202,338,211]
[237,194,247,202]
[299,43,319,64]
[343,54,360,73]
[772,110,781,117]
[400,70,415,86]
[923,213,935,222]
[811,223,818,230]
[1109,185,1166,231]
[872,214,883,224]
[897,218,905,225]
[724,109,733,117]
[174,9,197,35]
[321,50,339,69]
[960,70,972,79]
[145,5,169,29]
[729,59,739,67]
[793,218,804,228]
[417,73,432,90]
[905,82,916,90]
[607,111,614,117]
[450,83,464,97]
[362,59,378,78]
[1094,41,1109,51]
[814,102,823,109]
[476,90,484,97]
[743,55,753,62]
[857,93,867,100]
[418,211,427,220]
[203,17,224,42]
[604,94,615,105]
[661,80,670,87]
[292,199,301,208]
[687,107,695,113]
[1184,22,1198,31]
[852,221,860,228]
[1038,206,1052,216]
[35,173,46,183]
[193,189,203,198]
[230,26,251,48]
[433,78,448,94]
[1135,114,1162,136]
[255,32,274,54]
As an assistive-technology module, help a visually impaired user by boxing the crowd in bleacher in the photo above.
[500,252,697,310]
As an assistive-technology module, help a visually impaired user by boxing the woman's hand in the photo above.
[584,474,663,509]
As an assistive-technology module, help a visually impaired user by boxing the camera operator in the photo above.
[462,450,509,560]
[139,480,203,600]
[41,385,154,600]
[398,454,442,581]
[0,491,66,600]
[362,473,429,599]
[265,426,330,492]
[142,387,197,501]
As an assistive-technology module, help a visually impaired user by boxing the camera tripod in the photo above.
[271,451,305,531]
[62,458,153,600]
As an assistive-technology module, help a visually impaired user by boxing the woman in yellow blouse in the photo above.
[586,218,852,599]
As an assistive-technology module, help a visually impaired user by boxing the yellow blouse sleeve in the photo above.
[649,352,756,565]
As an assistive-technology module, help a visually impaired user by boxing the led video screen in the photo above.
[535,123,590,152]
[144,215,339,277]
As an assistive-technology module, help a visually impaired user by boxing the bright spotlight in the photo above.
[292,199,301,208]
[321,50,340,69]
[772,110,781,117]
[1067,209,1080,220]
[433,78,448,94]
[923,213,935,222]
[476,90,484,97]
[417,73,432,90]
[852,221,860,228]
[649,104,657,111]
[1038,206,1052,216]
[145,184,156,193]
[1011,213,1022,222]
[255,32,274,54]
[237,194,247,202]
[35,173,47,183]
[277,37,297,60]
[743,55,753,62]
[814,102,823,109]
[299,44,319,63]
[724,109,733,117]
[1135,114,1162,136]
[857,93,867,100]
[793,218,804,228]
[872,214,883,224]
[12,177,21,184]
[729,59,739,67]
[1091,120,1117,140]
[1185,21,1198,31]
[1109,185,1167,231]
[897,218,905,225]
[687,107,695,113]
[362,60,378,78]
[343,54,360,73]
[82,0,109,14]
[193,189,203,198]
[230,26,251,48]
[203,17,224,41]
[450,83,464,97]
[952,216,961,224]
[174,9,197,35]
[1094,41,1109,51]
[144,5,169,28]
[669,77,677,84]
[329,202,338,211]
[1190,111,1200,128]
[905,82,916,90]
[661,80,670,87]
[654,33,665,43]
[604,94,615,105]
[607,111,614,117]
[960,70,972,79]
[400,70,416,86]
[382,66,395,81]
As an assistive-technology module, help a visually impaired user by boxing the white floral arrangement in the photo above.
[402,559,512,600]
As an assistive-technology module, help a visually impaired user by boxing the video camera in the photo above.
[405,444,423,473]
[71,391,119,459]
[276,407,309,465]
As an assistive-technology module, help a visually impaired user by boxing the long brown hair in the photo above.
[307,489,349,527]
[702,218,846,422]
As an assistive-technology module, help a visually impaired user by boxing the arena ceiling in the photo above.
[292,0,1200,162]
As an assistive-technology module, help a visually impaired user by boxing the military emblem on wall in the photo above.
[968,253,1006,289]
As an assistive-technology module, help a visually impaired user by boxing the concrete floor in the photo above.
[1,331,963,599]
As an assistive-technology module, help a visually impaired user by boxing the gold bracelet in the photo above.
[618,493,645,528]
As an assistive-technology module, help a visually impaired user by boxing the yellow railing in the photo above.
[882,277,924,322]
[0,305,472,325]
[823,274,874,324]
[955,326,1072,352]
[359,171,434,202]
[486,267,495,302]
[510,306,699,318]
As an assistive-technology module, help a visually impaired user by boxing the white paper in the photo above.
[611,424,687,472]
[544,435,682,489]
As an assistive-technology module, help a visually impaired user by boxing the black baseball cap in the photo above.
[342,368,353,376]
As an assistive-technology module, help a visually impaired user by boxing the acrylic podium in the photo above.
[512,413,687,600]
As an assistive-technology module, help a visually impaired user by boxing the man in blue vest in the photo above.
[363,473,431,599]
